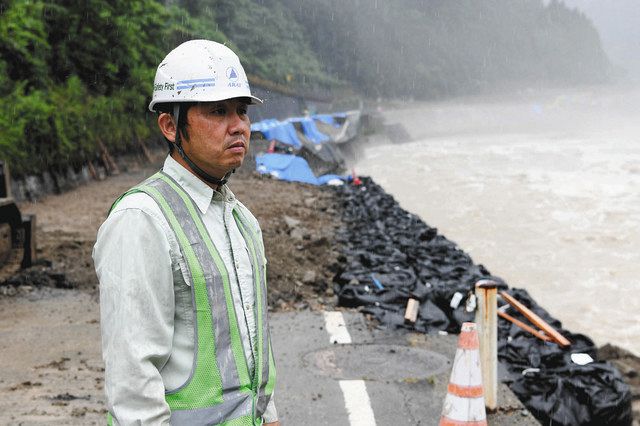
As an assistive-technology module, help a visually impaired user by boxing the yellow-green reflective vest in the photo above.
[107,171,276,426]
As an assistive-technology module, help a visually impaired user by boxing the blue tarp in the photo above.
[256,153,345,186]
[251,120,302,148]
[252,113,349,145]
[287,117,331,144]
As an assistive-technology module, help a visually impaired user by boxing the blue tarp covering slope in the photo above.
[251,120,302,148]
[251,112,349,145]
[256,153,344,186]
[287,117,331,144]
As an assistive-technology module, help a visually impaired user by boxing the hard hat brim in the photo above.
[149,94,263,112]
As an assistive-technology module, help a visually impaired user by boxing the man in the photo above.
[94,40,278,425]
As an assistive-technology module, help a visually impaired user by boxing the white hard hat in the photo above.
[149,39,262,112]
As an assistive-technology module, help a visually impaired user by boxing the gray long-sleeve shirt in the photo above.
[93,155,277,425]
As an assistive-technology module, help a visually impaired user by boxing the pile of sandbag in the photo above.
[332,177,633,426]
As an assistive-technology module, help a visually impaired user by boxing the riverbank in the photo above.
[353,86,640,423]
[357,86,640,356]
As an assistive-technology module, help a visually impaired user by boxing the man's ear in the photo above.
[158,113,177,143]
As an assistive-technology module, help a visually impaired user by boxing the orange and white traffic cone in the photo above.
[439,322,487,426]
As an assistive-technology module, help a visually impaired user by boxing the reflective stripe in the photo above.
[138,183,225,409]
[147,176,245,393]
[246,208,276,403]
[158,173,253,389]
[115,173,275,424]
[265,340,276,396]
[170,390,253,426]
[233,211,274,411]
[447,383,484,398]
[108,172,162,215]
[233,209,271,397]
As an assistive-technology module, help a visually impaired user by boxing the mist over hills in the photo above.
[0,0,611,175]
[560,0,640,79]
[223,0,611,99]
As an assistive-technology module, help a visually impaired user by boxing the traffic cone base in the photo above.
[439,322,487,426]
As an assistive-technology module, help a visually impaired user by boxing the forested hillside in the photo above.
[282,0,610,98]
[0,0,609,175]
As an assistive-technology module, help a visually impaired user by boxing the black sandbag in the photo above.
[337,284,409,308]
[362,304,407,330]
[417,299,450,332]
[331,176,633,425]
[333,177,494,333]
[510,363,633,426]
[497,289,632,425]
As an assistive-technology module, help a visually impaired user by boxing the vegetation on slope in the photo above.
[0,0,609,176]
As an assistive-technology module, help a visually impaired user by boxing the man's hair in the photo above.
[154,102,196,153]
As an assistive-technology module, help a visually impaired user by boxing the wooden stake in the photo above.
[20,214,36,268]
[498,310,552,342]
[404,298,419,324]
[475,280,498,411]
[500,291,571,348]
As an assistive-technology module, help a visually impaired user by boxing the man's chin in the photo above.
[224,157,244,173]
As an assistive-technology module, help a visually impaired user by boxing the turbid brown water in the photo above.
[356,86,640,356]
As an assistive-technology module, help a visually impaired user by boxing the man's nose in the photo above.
[228,112,249,135]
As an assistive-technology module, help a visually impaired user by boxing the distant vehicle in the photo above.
[0,161,35,282]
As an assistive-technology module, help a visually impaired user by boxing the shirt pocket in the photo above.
[171,247,193,288]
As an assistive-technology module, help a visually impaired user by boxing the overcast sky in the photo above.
[558,0,640,79]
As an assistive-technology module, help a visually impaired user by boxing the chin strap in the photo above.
[173,104,234,187]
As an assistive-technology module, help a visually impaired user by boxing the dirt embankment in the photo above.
[6,156,341,307]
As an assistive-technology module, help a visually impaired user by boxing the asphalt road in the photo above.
[270,310,539,426]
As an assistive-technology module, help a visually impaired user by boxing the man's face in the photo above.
[180,98,251,178]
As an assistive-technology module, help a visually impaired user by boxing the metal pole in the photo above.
[474,279,498,411]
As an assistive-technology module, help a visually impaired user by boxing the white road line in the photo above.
[323,311,352,344]
[324,311,377,425]
[339,380,377,426]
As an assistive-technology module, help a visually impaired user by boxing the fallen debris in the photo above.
[404,298,419,324]
[1,261,73,295]
[497,308,552,343]
[500,290,571,348]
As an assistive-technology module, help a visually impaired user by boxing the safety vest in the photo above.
[107,171,276,426]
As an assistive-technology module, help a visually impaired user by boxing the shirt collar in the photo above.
[163,155,235,214]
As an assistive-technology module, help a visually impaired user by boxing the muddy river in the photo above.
[355,86,640,355]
